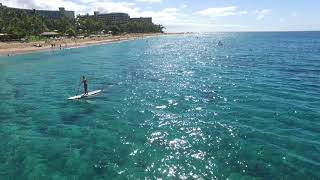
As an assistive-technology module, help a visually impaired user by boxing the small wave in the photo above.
[156,105,167,109]
[195,107,202,111]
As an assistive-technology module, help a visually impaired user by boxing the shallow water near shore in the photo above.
[0,32,319,179]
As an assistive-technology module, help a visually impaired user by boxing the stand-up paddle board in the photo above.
[68,90,102,100]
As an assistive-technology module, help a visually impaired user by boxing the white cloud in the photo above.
[254,9,271,20]
[1,0,89,13]
[92,2,138,15]
[136,0,162,3]
[181,4,188,9]
[239,11,248,15]
[132,8,180,22]
[196,6,248,17]
[291,12,297,17]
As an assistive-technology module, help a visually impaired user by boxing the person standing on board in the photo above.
[82,76,88,96]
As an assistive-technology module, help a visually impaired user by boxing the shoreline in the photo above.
[0,33,189,57]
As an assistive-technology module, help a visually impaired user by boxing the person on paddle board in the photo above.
[82,76,88,96]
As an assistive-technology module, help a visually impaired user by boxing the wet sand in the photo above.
[0,33,185,56]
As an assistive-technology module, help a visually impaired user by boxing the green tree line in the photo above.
[0,8,165,39]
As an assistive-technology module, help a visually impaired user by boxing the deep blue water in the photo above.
[0,32,319,179]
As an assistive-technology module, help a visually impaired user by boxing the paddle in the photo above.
[76,77,82,95]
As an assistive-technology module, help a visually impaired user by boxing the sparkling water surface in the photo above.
[0,32,320,179]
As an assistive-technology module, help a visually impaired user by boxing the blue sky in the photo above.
[2,0,320,32]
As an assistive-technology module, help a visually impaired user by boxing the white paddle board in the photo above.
[68,90,102,100]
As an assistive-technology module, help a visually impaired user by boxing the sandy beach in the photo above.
[0,33,184,56]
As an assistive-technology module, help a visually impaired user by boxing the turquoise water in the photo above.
[0,32,319,179]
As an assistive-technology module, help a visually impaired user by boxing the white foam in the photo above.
[156,105,167,109]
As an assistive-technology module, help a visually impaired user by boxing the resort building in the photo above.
[81,12,153,25]
[0,3,75,20]
[82,12,130,25]
[97,12,130,25]
[131,17,153,23]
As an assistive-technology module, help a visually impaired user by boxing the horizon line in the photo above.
[168,30,320,33]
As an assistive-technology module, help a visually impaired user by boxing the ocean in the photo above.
[0,32,319,179]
